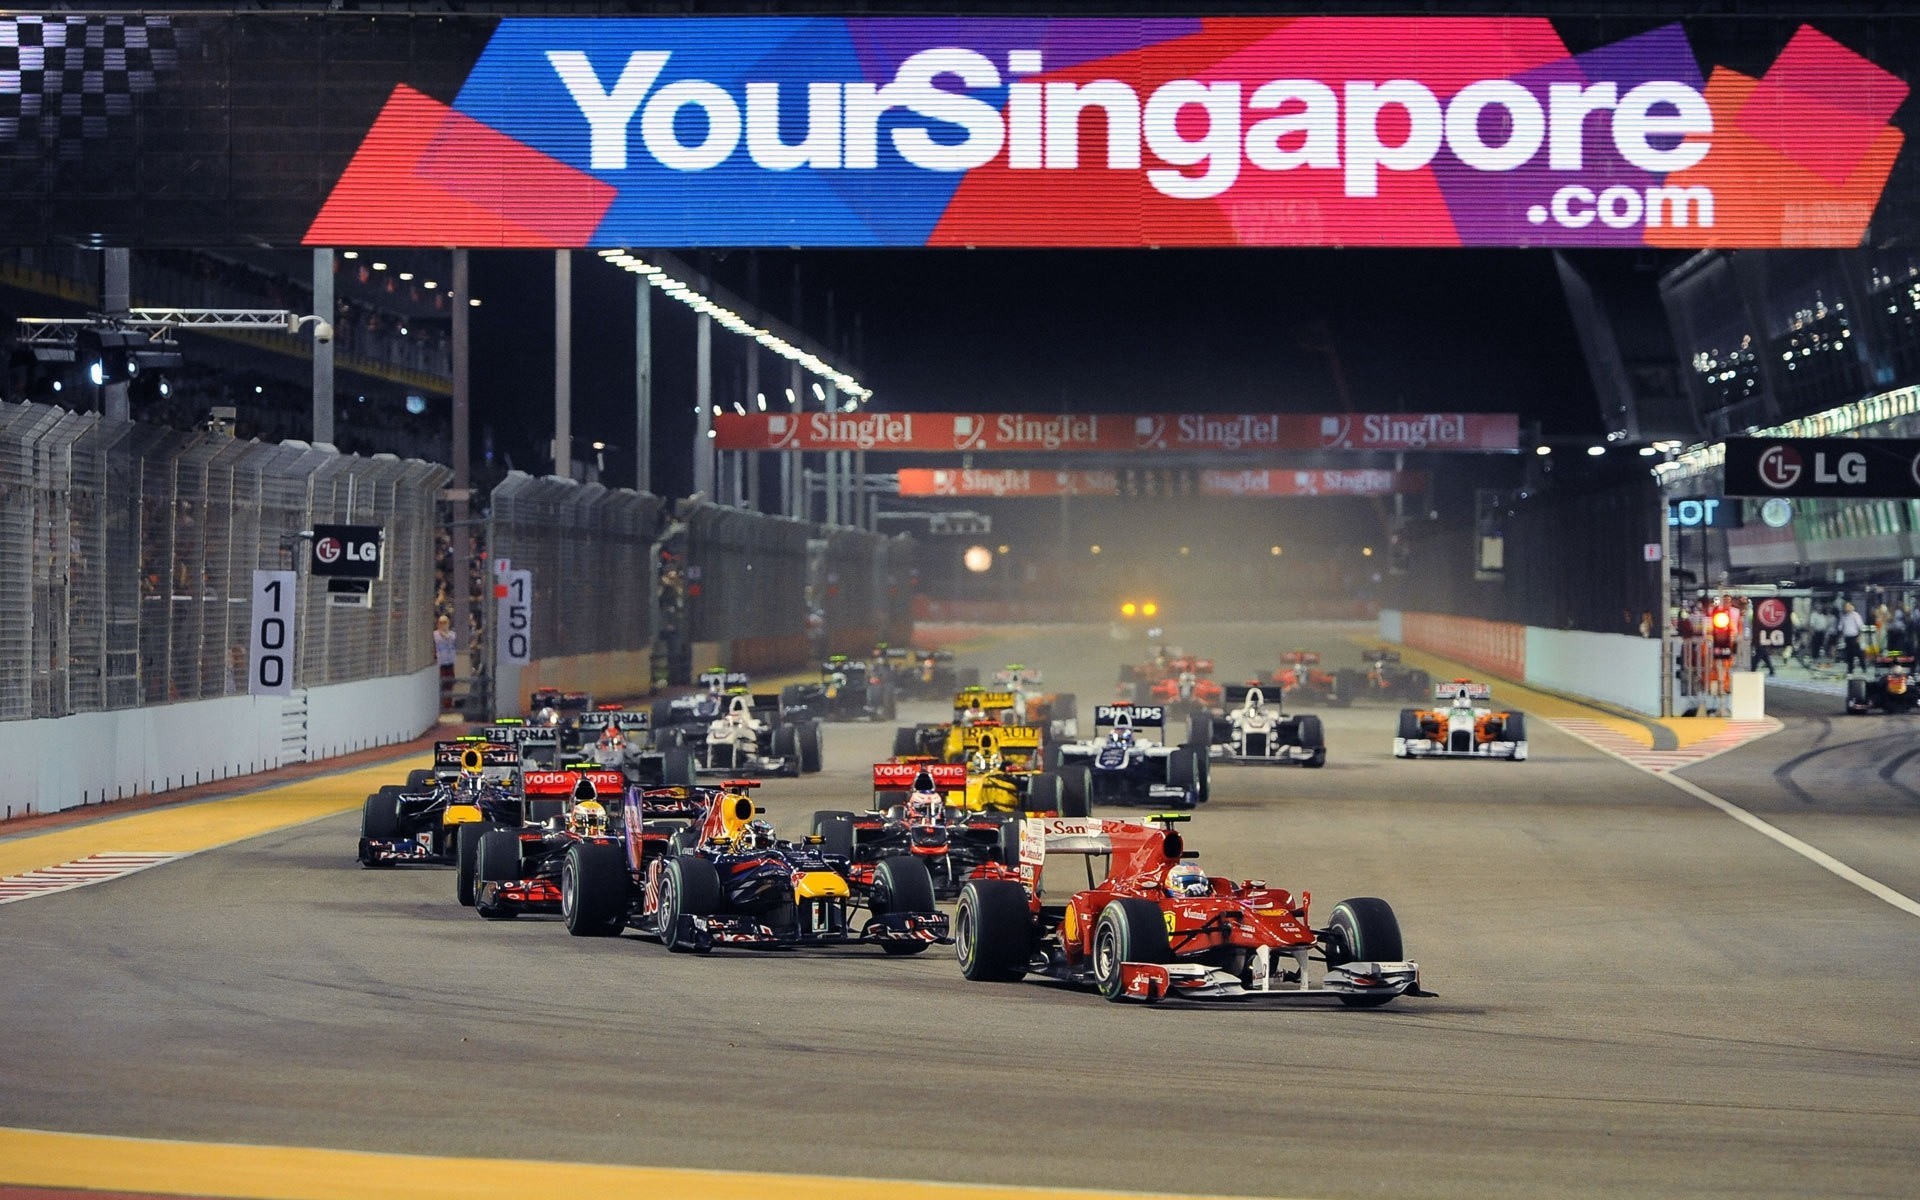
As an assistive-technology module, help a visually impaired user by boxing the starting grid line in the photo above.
[1548,717,1781,773]
[0,853,185,906]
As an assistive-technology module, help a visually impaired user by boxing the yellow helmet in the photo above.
[570,799,608,837]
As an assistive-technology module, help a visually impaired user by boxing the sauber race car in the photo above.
[953,814,1431,1006]
[651,669,753,742]
[1846,652,1920,714]
[470,770,713,920]
[780,655,897,722]
[358,739,523,868]
[1187,685,1327,768]
[810,763,1023,900]
[1272,650,1349,707]
[1052,705,1204,809]
[685,692,822,777]
[1394,680,1528,760]
[558,781,950,954]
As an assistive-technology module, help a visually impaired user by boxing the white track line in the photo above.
[1549,718,1920,919]
[0,852,185,906]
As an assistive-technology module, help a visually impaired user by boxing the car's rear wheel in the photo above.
[1327,896,1404,1008]
[871,856,936,955]
[662,746,696,787]
[799,721,824,773]
[474,830,523,920]
[561,842,629,937]
[1092,898,1172,1002]
[1022,772,1065,814]
[454,821,489,906]
[955,880,1032,982]
[1058,766,1093,817]
[1187,711,1212,749]
[662,855,721,952]
[810,810,856,859]
[892,726,920,758]
[1846,678,1869,714]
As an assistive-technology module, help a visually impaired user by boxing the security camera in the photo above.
[314,320,334,344]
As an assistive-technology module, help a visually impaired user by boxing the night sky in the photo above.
[470,245,1625,499]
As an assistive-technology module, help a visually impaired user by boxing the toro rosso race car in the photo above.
[1394,680,1528,761]
[1347,648,1433,704]
[558,781,950,954]
[1846,652,1920,714]
[1187,685,1326,768]
[953,814,1430,1006]
[1272,650,1349,707]
[810,763,1024,900]
[1052,705,1204,809]
[358,739,523,868]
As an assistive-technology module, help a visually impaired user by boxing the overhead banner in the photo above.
[1198,469,1428,497]
[897,467,1426,497]
[898,469,1116,497]
[717,412,1516,453]
[1724,437,1920,498]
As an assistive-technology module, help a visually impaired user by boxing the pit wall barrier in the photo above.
[1383,610,1661,716]
[0,665,439,819]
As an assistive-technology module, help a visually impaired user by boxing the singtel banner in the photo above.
[897,468,1426,497]
[717,412,1516,453]
[2,13,1909,248]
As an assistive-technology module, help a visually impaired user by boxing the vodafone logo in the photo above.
[314,536,343,564]
[1756,444,1802,490]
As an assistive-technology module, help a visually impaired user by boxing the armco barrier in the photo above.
[1398,612,1527,681]
[0,666,438,818]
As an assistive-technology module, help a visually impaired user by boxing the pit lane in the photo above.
[1,620,1915,1200]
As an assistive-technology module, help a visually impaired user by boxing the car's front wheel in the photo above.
[1092,898,1172,1002]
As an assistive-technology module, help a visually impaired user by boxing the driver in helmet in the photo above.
[570,798,608,838]
[738,819,778,852]
[591,722,628,763]
[1166,862,1211,898]
[531,706,560,728]
[1108,716,1135,747]
[968,736,1003,774]
[906,768,946,823]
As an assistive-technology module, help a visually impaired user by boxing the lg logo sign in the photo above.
[1756,444,1801,490]
[1756,444,1866,490]
[314,535,377,564]
[308,523,384,579]
[1727,439,1899,499]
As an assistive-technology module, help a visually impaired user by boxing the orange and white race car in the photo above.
[1393,679,1528,761]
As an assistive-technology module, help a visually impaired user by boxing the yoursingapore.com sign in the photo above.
[306,15,1908,249]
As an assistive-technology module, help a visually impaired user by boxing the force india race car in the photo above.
[1187,684,1326,768]
[953,814,1430,1006]
[810,763,1025,900]
[557,781,950,954]
[1846,652,1920,714]
[1052,705,1204,809]
[358,739,524,868]
[1394,680,1528,761]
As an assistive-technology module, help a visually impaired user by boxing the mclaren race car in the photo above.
[557,781,950,954]
[810,763,1023,900]
[1394,680,1528,760]
[953,814,1431,1006]
[1187,684,1326,768]
[1846,652,1920,714]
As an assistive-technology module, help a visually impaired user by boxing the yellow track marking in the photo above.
[0,1127,1265,1200]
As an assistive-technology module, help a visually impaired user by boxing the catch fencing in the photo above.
[0,400,447,722]
[485,473,664,662]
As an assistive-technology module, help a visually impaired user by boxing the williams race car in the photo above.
[1394,680,1528,760]
[1187,684,1326,768]
[558,781,950,954]
[1052,705,1204,809]
[1846,652,1920,714]
[953,813,1430,1006]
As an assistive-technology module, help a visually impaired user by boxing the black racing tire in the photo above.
[474,829,523,920]
[1059,766,1093,818]
[1186,711,1213,749]
[1092,897,1172,1002]
[1194,747,1211,802]
[1846,678,1869,714]
[1328,896,1405,1007]
[561,842,629,937]
[1333,669,1364,707]
[662,855,722,953]
[872,857,937,955]
[811,810,856,859]
[780,684,806,710]
[651,699,677,731]
[662,745,696,787]
[799,721,824,774]
[892,726,920,758]
[1396,708,1422,741]
[361,791,400,842]
[955,879,1032,982]
[1022,772,1065,814]
[772,724,800,765]
[1504,712,1528,756]
[1295,714,1325,749]
[1166,748,1198,790]
[454,821,489,907]
[406,768,435,789]
[993,813,1022,869]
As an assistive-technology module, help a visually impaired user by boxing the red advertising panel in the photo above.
[1197,470,1428,497]
[897,468,1427,497]
[897,469,1118,497]
[716,412,1517,453]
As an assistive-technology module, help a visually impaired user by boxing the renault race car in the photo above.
[780,655,897,722]
[940,723,1090,817]
[890,687,1024,760]
[469,771,713,920]
[358,739,523,868]
[875,645,978,699]
[1394,680,1528,760]
[1846,652,1920,714]
[1187,684,1326,768]
[1052,705,1204,808]
[953,813,1430,1006]
[557,781,950,954]
[810,763,1023,900]
[687,692,823,776]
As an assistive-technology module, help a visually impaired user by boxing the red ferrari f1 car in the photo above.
[952,814,1428,1006]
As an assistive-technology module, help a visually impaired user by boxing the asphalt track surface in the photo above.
[2,621,1917,1200]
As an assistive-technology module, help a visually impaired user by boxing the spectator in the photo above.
[1890,605,1910,657]
[1838,601,1867,673]
[1806,605,1832,662]
[434,614,457,708]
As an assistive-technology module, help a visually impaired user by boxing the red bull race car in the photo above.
[953,814,1429,1006]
